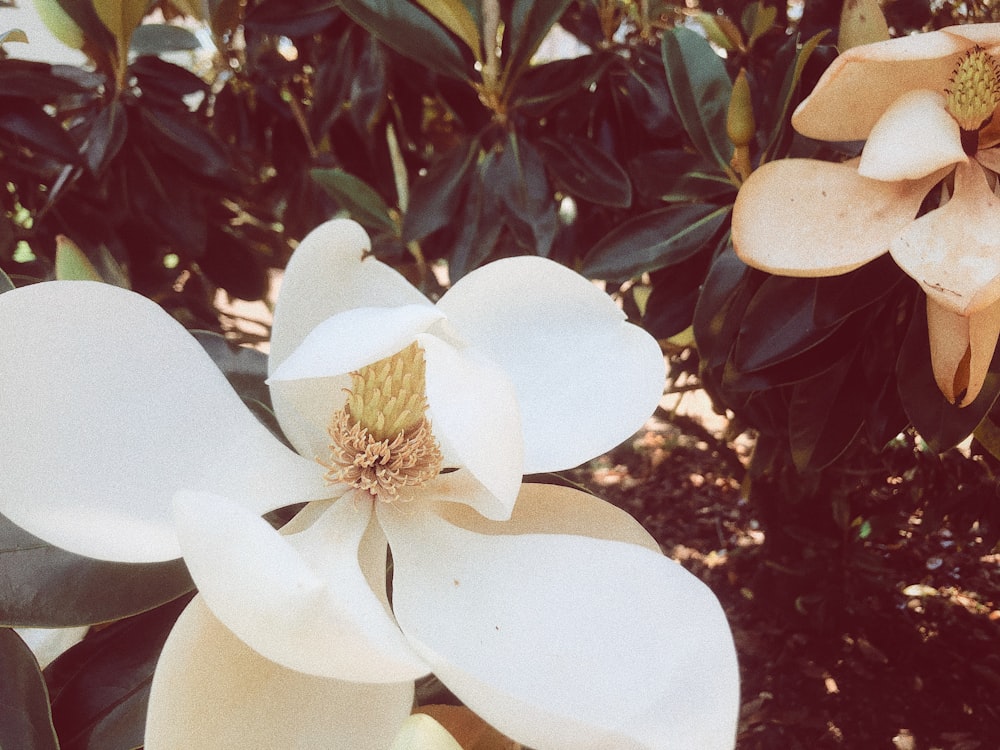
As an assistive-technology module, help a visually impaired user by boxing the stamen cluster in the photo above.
[323,342,443,502]
[946,46,1000,134]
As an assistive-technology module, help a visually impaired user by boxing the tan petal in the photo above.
[733,159,939,276]
[858,89,966,180]
[891,161,1000,316]
[926,296,1000,406]
[792,29,976,142]
[145,597,414,750]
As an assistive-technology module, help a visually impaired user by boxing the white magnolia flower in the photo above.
[0,219,739,749]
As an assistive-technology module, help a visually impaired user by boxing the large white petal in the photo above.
[418,334,523,519]
[436,257,665,473]
[173,491,428,683]
[891,161,1000,316]
[390,714,464,750]
[145,597,414,750]
[733,159,943,277]
[0,281,327,563]
[858,89,966,181]
[926,296,1000,406]
[270,220,432,457]
[380,496,740,750]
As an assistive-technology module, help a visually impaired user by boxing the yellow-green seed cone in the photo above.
[346,342,430,441]
[946,46,1000,132]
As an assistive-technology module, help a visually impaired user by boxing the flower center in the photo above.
[945,46,1000,155]
[322,342,443,502]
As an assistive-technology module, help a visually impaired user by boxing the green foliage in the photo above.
[0,629,60,750]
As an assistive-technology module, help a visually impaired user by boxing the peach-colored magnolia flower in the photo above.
[732,24,1000,406]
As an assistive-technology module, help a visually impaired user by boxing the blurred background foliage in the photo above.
[3,0,1000,645]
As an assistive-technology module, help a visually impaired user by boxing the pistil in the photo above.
[945,46,1000,155]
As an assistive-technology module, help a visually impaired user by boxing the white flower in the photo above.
[0,219,739,749]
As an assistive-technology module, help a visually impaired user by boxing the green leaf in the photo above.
[55,235,102,282]
[0,267,14,294]
[411,0,480,58]
[761,30,829,163]
[191,330,270,408]
[504,0,574,87]
[93,0,149,52]
[0,629,60,750]
[581,204,730,281]
[628,150,735,203]
[403,139,478,243]
[311,167,397,234]
[661,26,733,174]
[741,1,776,50]
[0,513,193,628]
[336,0,470,80]
[47,596,190,750]
[130,23,201,56]
[535,135,631,208]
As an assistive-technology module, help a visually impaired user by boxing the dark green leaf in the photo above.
[47,596,191,750]
[311,167,397,234]
[198,226,269,301]
[140,107,235,184]
[896,294,1000,451]
[191,330,270,408]
[513,53,612,117]
[244,0,338,34]
[448,161,503,281]
[403,139,478,242]
[789,350,866,472]
[761,31,830,163]
[55,0,117,57]
[336,0,470,80]
[504,0,574,88]
[0,97,80,165]
[536,135,631,208]
[643,248,714,339]
[129,24,201,56]
[0,628,59,750]
[628,149,735,203]
[661,26,733,174]
[581,204,730,281]
[0,268,13,294]
[83,100,128,176]
[0,59,92,101]
[0,513,193,628]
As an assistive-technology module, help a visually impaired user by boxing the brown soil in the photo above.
[568,407,1000,750]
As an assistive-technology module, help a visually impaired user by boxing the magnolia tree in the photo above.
[3,0,1000,747]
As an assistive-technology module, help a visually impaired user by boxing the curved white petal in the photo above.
[891,161,1000,316]
[390,714,463,750]
[418,334,523,519]
[270,219,431,371]
[436,257,665,473]
[270,220,432,459]
[0,281,326,563]
[791,29,976,141]
[858,90,966,181]
[146,597,414,750]
[380,498,740,750]
[733,159,942,277]
[926,296,1000,406]
[173,492,428,683]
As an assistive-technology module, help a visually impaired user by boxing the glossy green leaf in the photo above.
[742,1,777,49]
[628,150,736,203]
[0,98,80,165]
[55,235,102,282]
[661,26,733,174]
[581,204,730,281]
[761,30,829,163]
[54,0,117,56]
[130,23,201,56]
[93,0,149,52]
[513,54,612,117]
[896,296,1000,452]
[412,0,480,58]
[504,0,573,88]
[47,596,191,750]
[536,135,631,208]
[789,351,866,472]
[0,268,13,294]
[692,245,753,371]
[643,247,714,339]
[337,0,470,80]
[311,167,397,234]
[83,100,128,177]
[403,139,478,243]
[0,513,193,628]
[0,628,59,750]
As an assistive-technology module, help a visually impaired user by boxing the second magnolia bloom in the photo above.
[733,23,1000,405]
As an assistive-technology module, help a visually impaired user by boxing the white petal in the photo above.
[145,597,414,750]
[926,296,1000,406]
[436,257,665,473]
[173,491,428,683]
[891,161,1000,316]
[418,334,523,519]
[858,90,966,181]
[733,159,942,277]
[380,498,740,750]
[14,626,88,669]
[270,220,433,460]
[0,282,327,563]
[390,714,463,750]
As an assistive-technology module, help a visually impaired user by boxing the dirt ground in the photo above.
[568,394,1000,750]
